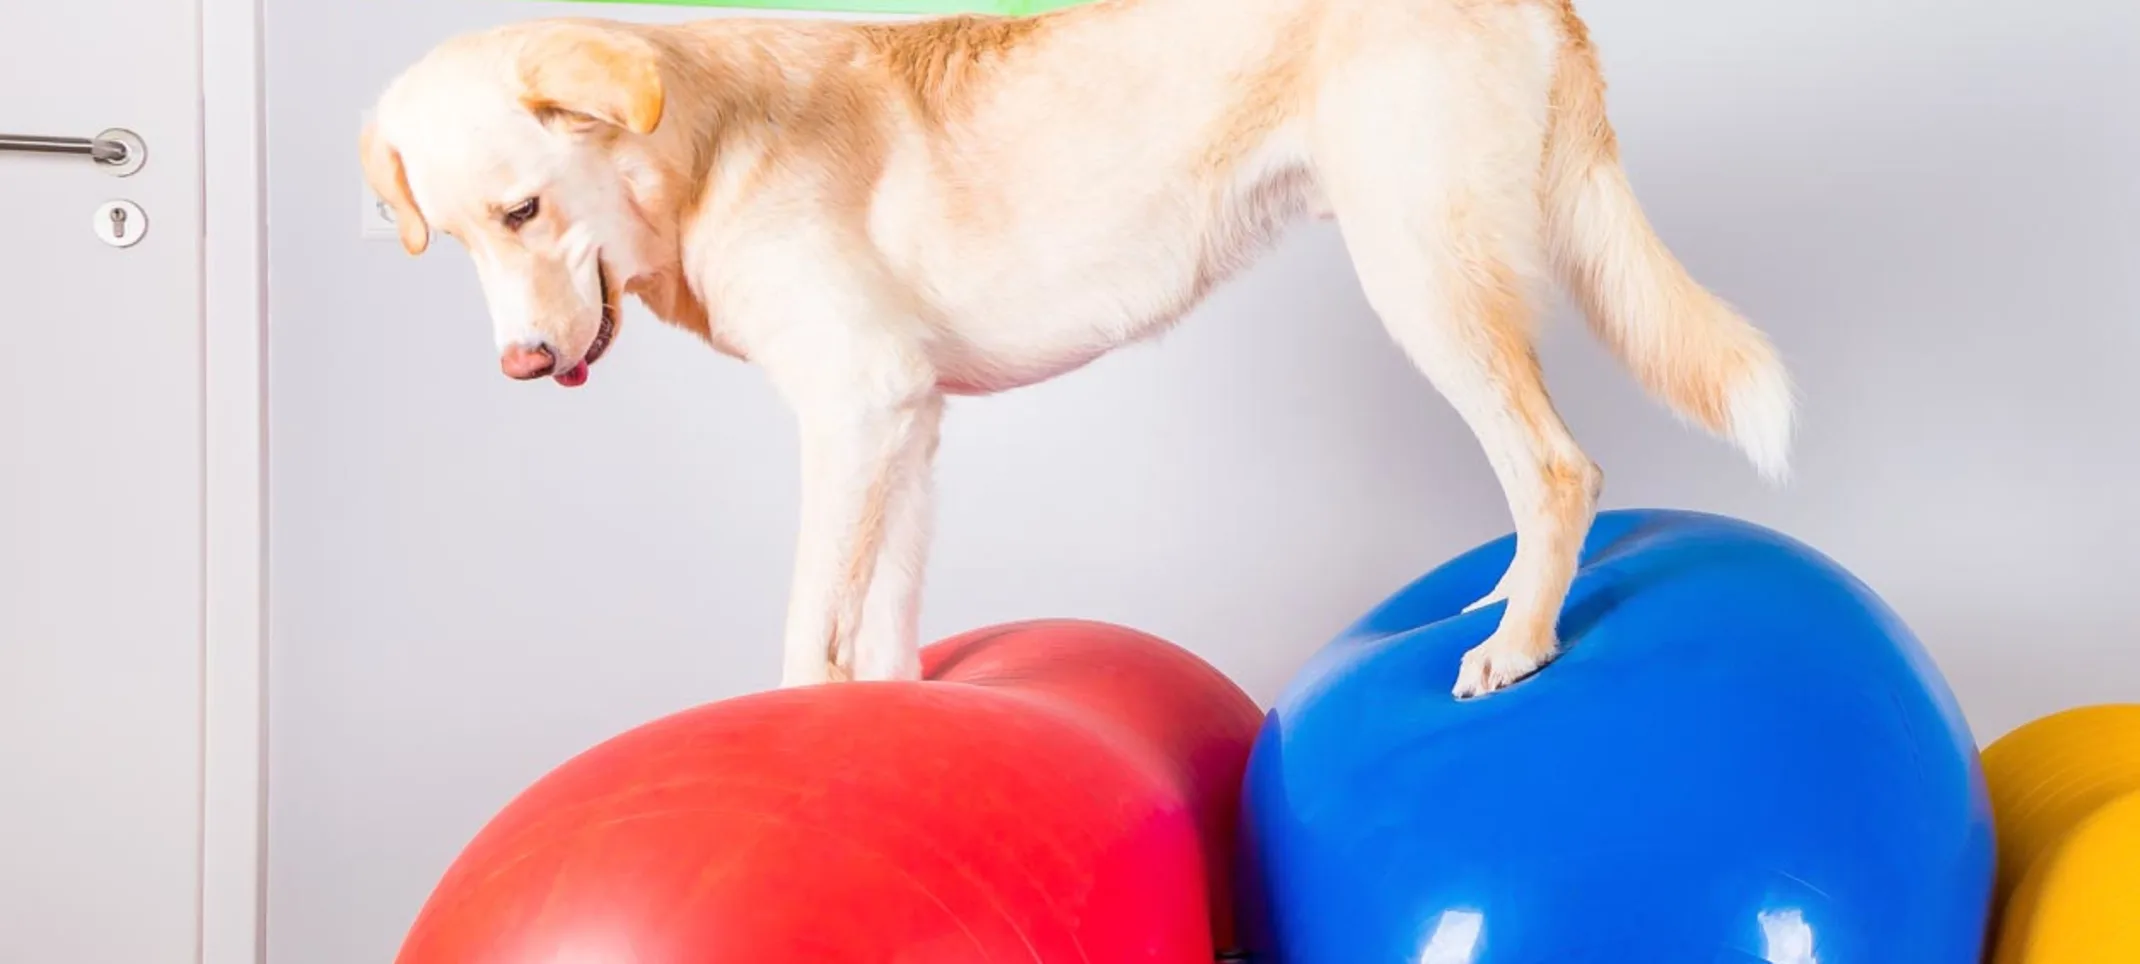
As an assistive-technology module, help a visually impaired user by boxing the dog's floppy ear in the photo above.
[515,23,666,136]
[359,121,430,256]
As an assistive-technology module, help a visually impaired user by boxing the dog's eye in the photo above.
[502,197,540,230]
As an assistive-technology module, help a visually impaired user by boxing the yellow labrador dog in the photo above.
[361,0,1791,697]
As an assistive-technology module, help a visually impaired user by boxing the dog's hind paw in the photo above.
[1452,631,1556,699]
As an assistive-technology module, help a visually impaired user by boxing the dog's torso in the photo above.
[650,0,1352,394]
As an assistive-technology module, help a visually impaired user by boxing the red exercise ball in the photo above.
[394,620,1263,963]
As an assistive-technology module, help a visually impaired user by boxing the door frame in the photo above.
[201,0,268,960]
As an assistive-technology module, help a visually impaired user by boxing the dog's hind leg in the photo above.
[1313,24,1600,698]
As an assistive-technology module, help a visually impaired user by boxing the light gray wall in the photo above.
[266,1,2140,961]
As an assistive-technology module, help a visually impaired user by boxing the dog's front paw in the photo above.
[1452,629,1558,698]
[850,632,921,683]
[779,656,838,689]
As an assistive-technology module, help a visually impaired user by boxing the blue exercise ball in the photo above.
[1238,508,1993,963]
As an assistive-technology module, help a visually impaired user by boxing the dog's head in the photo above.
[362,21,667,387]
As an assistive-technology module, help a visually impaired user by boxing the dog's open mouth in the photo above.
[553,268,617,389]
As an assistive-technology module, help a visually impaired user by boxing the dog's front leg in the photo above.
[778,391,940,688]
[849,393,943,682]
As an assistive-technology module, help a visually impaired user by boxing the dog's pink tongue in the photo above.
[554,362,589,388]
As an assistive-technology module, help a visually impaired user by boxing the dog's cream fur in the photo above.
[362,0,1792,697]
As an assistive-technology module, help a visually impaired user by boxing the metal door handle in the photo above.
[0,128,145,176]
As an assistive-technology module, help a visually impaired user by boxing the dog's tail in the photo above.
[1543,2,1794,481]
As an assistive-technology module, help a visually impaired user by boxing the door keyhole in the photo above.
[92,200,146,248]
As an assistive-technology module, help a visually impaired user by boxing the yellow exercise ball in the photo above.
[1980,703,2140,964]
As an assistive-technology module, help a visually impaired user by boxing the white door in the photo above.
[1,0,206,961]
